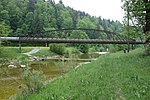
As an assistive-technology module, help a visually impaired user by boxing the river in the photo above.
[0,53,100,100]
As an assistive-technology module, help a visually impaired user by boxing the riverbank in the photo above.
[0,47,107,63]
[16,48,150,100]
[0,47,103,99]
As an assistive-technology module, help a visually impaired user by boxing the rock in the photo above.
[8,65,17,69]
[20,65,26,68]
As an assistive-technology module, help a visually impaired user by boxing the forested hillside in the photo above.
[0,0,123,39]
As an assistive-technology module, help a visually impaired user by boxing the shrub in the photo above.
[108,44,128,53]
[49,44,65,55]
[99,47,105,52]
[64,47,80,54]
[21,68,46,95]
[78,44,89,54]
[89,47,96,53]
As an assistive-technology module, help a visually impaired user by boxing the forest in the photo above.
[0,0,123,39]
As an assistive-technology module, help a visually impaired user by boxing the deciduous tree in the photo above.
[122,0,150,39]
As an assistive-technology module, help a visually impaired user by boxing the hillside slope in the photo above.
[17,48,150,100]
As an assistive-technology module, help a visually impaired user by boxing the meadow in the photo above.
[16,48,150,100]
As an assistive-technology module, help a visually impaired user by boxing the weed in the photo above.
[17,67,46,98]
[16,48,150,100]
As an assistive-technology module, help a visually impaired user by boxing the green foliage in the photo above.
[0,0,124,53]
[89,47,97,53]
[0,47,52,61]
[49,43,65,55]
[108,44,127,53]
[54,55,78,75]
[145,32,150,53]
[99,46,105,52]
[89,45,107,52]
[122,0,150,54]
[18,48,150,100]
[0,47,28,59]
[123,26,144,41]
[69,30,89,39]
[122,0,150,37]
[32,47,52,57]
[78,44,89,54]
[21,68,46,95]
[77,17,96,29]
[64,47,80,54]
[0,22,11,36]
[69,30,89,53]
[0,0,123,38]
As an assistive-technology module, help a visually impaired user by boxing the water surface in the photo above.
[0,53,99,99]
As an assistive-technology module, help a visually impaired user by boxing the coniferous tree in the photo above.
[0,0,123,38]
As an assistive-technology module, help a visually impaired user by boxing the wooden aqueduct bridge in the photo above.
[0,28,144,44]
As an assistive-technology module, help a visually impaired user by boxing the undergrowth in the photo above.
[16,48,150,100]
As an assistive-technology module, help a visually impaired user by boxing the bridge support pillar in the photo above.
[19,37,22,53]
[127,44,130,53]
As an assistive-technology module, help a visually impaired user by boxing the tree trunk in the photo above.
[144,0,150,33]
[143,0,150,49]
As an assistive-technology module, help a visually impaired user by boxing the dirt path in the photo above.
[23,48,41,56]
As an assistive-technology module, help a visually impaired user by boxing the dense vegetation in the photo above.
[122,0,150,52]
[122,0,150,34]
[0,0,126,53]
[0,0,123,38]
[16,48,150,100]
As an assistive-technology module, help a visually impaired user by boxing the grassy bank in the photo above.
[0,47,79,58]
[16,48,150,100]
[0,47,28,59]
[0,47,52,58]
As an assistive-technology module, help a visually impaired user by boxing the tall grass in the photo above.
[16,48,150,100]
[0,47,52,58]
[0,47,27,58]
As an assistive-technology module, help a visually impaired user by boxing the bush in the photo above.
[108,44,128,53]
[21,68,46,95]
[49,44,65,55]
[64,47,80,54]
[89,47,97,53]
[78,44,89,54]
[99,47,105,52]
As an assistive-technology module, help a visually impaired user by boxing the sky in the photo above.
[53,0,124,22]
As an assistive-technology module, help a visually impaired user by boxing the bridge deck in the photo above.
[0,37,144,44]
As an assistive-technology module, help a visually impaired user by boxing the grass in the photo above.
[0,47,52,58]
[0,47,53,64]
[32,47,52,57]
[16,48,150,100]
[0,47,27,59]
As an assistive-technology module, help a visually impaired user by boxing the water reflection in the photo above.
[0,60,61,99]
[0,53,99,99]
